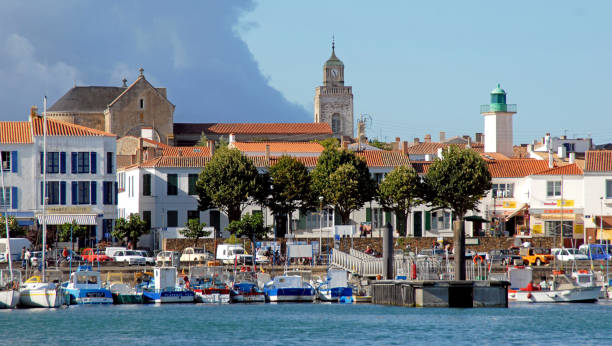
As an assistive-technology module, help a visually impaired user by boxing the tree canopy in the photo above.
[180,218,210,247]
[226,213,269,270]
[112,214,149,248]
[196,148,262,223]
[377,165,422,236]
[58,220,87,242]
[0,215,25,238]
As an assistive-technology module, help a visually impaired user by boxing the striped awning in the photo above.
[36,214,97,225]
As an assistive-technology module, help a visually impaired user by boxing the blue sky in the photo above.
[1,1,611,144]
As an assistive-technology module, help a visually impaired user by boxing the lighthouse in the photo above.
[481,84,516,157]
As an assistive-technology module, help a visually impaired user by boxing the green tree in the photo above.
[226,213,269,270]
[196,148,263,223]
[112,214,149,248]
[266,156,312,238]
[369,139,391,151]
[311,147,376,224]
[422,146,491,280]
[58,220,87,242]
[180,218,210,247]
[317,137,339,150]
[196,132,208,146]
[0,215,25,238]
[377,165,422,236]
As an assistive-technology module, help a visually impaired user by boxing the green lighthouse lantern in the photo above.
[489,84,507,112]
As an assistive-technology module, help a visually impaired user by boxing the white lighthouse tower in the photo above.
[481,84,516,157]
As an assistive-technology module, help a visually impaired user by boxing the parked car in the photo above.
[30,251,43,266]
[551,248,589,261]
[256,249,271,264]
[180,247,212,263]
[521,248,554,266]
[417,249,446,259]
[488,249,522,265]
[113,250,146,265]
[81,248,113,262]
[578,244,612,261]
[216,244,253,265]
[156,251,180,266]
[134,250,156,265]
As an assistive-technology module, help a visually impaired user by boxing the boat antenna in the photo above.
[1,141,13,282]
[42,96,47,283]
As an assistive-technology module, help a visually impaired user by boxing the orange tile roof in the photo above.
[409,161,432,174]
[142,137,170,148]
[355,150,411,167]
[487,159,550,178]
[250,156,319,168]
[0,122,33,144]
[585,150,612,172]
[480,152,510,160]
[162,146,211,157]
[405,142,484,155]
[233,142,324,153]
[139,156,212,168]
[31,117,115,137]
[206,123,332,135]
[533,163,583,176]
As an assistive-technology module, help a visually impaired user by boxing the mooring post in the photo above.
[383,222,394,280]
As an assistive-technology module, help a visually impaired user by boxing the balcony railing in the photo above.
[480,104,517,113]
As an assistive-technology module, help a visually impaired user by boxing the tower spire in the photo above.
[332,35,335,52]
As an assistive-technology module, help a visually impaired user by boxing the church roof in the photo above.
[48,86,126,113]
[325,46,344,67]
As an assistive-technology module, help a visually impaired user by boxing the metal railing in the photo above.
[480,104,517,113]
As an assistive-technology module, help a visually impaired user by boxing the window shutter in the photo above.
[114,182,118,205]
[366,208,372,222]
[60,152,66,174]
[40,152,44,174]
[71,152,77,174]
[90,152,97,174]
[425,211,431,231]
[11,187,17,209]
[60,182,66,205]
[91,181,97,205]
[40,182,43,205]
[71,181,78,205]
[385,211,392,226]
[11,151,18,173]
[298,210,306,230]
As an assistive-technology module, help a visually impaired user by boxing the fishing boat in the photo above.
[507,267,601,303]
[141,267,194,303]
[0,270,20,309]
[19,270,66,308]
[190,266,230,304]
[229,272,265,303]
[263,274,315,302]
[62,265,113,304]
[105,273,143,304]
[314,269,353,302]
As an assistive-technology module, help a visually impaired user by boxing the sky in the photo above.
[1,1,612,144]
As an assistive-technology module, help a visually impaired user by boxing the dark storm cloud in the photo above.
[0,0,309,122]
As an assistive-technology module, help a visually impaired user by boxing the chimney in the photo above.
[545,133,551,150]
[137,137,144,163]
[265,144,270,161]
[229,133,236,144]
[167,134,174,146]
[30,106,38,118]
[439,132,446,142]
[401,141,408,155]
[527,144,533,153]
[207,139,215,157]
[141,127,154,140]
[467,137,472,148]
[548,150,554,168]
[475,132,483,143]
[569,152,575,164]
[424,134,431,143]
[558,146,566,159]
[413,137,420,145]
[437,148,443,159]
[394,137,401,151]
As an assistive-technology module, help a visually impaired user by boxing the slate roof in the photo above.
[48,86,126,112]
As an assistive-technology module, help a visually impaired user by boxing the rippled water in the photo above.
[2,302,612,345]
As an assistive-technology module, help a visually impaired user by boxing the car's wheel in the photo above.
[535,258,542,266]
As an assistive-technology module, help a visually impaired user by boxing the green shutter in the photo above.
[298,210,306,230]
[425,211,431,230]
[385,211,391,226]
[366,208,372,222]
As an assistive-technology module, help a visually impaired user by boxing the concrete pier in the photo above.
[371,280,509,308]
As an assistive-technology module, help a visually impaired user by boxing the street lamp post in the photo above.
[319,196,323,264]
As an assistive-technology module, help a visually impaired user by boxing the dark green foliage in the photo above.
[0,215,25,238]
[180,219,210,247]
[377,165,421,236]
[58,220,87,242]
[112,214,149,247]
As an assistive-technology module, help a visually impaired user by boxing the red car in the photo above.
[81,248,113,262]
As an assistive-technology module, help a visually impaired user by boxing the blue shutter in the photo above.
[90,152,97,174]
[11,187,17,209]
[40,152,44,174]
[114,182,118,205]
[40,182,43,205]
[60,152,66,174]
[71,182,78,205]
[91,181,97,205]
[60,182,66,205]
[11,151,18,173]
[71,152,77,174]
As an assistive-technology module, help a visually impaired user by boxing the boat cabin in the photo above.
[69,266,102,289]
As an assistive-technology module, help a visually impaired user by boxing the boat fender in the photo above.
[411,262,417,280]
[473,255,484,264]
[527,293,532,299]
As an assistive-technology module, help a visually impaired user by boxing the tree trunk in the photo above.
[340,210,351,225]
[251,236,256,272]
[397,211,407,237]
[453,218,466,281]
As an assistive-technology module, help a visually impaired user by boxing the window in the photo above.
[167,174,178,195]
[118,172,125,192]
[372,173,384,184]
[140,98,144,109]
[142,211,151,230]
[143,174,151,196]
[606,180,612,199]
[545,220,573,237]
[0,187,10,208]
[188,174,198,195]
[77,152,90,173]
[1,152,10,171]
[167,210,178,227]
[102,219,113,240]
[78,181,90,204]
[547,181,561,197]
[46,182,60,205]
[103,181,113,205]
[304,209,333,230]
[492,183,514,198]
[372,208,384,229]
[106,152,113,174]
[431,211,451,230]
[45,152,60,174]
[331,113,341,133]
[187,210,199,222]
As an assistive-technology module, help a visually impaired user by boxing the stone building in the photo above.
[47,68,175,144]
[314,42,354,138]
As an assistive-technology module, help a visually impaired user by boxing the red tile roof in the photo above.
[206,123,332,135]
[0,122,33,144]
[405,142,484,155]
[585,150,612,172]
[232,142,324,154]
[139,156,212,168]
[31,117,115,137]
[162,146,211,157]
[409,161,432,174]
[487,159,550,178]
[532,163,583,176]
[355,150,411,167]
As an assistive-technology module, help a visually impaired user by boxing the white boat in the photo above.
[63,265,113,304]
[141,267,194,304]
[314,269,353,302]
[264,275,315,302]
[190,266,230,304]
[19,274,65,308]
[0,270,20,309]
[507,267,601,303]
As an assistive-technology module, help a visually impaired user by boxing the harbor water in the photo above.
[2,302,612,345]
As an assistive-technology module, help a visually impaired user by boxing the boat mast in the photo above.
[42,96,47,282]
[1,151,13,281]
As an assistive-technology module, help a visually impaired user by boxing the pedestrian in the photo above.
[62,247,68,259]
[21,247,26,268]
[24,248,31,269]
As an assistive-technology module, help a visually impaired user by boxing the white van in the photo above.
[216,244,253,265]
[0,238,32,261]
[105,247,127,258]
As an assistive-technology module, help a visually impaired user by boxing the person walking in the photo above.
[21,246,26,268]
[24,248,31,270]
